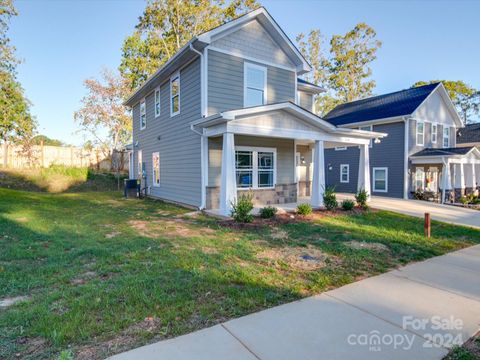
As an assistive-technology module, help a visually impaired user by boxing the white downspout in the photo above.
[403,116,410,199]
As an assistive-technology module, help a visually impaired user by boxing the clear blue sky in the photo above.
[10,0,480,145]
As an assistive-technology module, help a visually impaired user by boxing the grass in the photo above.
[0,165,126,193]
[0,189,479,359]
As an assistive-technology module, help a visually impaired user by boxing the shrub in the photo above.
[459,196,470,205]
[57,350,73,360]
[231,192,254,223]
[259,206,277,219]
[355,189,369,209]
[323,186,338,210]
[297,203,312,215]
[341,199,355,211]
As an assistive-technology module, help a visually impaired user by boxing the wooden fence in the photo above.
[0,143,129,170]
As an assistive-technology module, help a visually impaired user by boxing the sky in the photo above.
[9,0,480,145]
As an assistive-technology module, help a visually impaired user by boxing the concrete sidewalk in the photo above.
[109,245,480,360]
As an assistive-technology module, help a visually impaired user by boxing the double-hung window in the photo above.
[154,87,161,117]
[170,72,180,116]
[244,63,267,107]
[373,167,388,193]
[340,164,349,183]
[431,123,437,143]
[140,99,146,130]
[414,167,425,191]
[416,122,424,146]
[152,152,160,187]
[443,127,450,148]
[235,147,276,189]
[359,125,373,147]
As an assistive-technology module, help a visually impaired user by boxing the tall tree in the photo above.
[297,23,382,116]
[74,68,132,168]
[412,80,480,124]
[0,0,35,167]
[120,0,259,89]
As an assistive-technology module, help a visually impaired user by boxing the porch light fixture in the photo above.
[374,138,381,144]
[157,135,162,141]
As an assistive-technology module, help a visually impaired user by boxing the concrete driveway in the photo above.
[109,245,480,360]
[338,194,480,229]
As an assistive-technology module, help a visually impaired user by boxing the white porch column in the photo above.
[220,133,237,216]
[465,163,475,190]
[357,144,371,201]
[454,163,465,192]
[441,160,452,204]
[311,140,325,207]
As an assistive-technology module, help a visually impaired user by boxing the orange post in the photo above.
[424,213,431,238]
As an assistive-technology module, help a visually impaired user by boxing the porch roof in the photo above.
[410,146,480,164]
[191,102,387,144]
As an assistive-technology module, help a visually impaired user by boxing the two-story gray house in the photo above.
[124,7,384,215]
[323,83,480,203]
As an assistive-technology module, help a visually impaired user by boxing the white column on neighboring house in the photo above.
[311,140,325,207]
[475,164,480,190]
[358,143,371,201]
[220,132,237,216]
[441,159,452,203]
[465,163,475,190]
[454,163,465,191]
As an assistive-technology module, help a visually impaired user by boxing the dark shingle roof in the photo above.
[324,83,440,126]
[411,146,474,157]
[457,123,480,144]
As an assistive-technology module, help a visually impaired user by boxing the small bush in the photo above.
[459,196,470,205]
[297,203,312,215]
[355,189,369,209]
[341,199,355,211]
[231,192,254,223]
[323,186,338,210]
[57,350,73,360]
[259,206,277,219]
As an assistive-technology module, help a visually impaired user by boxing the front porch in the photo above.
[192,102,386,216]
[410,147,480,204]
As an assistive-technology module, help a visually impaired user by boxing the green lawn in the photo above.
[0,188,479,359]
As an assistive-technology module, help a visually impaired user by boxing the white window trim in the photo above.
[152,152,160,187]
[335,146,347,151]
[359,125,373,148]
[243,62,267,108]
[443,127,450,148]
[340,164,349,183]
[373,167,388,193]
[170,72,180,117]
[137,149,143,178]
[431,123,437,144]
[140,98,146,130]
[154,87,161,118]
[416,121,424,146]
[235,146,276,190]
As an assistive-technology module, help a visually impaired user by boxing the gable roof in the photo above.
[125,7,311,107]
[457,123,480,144]
[411,146,475,157]
[324,83,440,126]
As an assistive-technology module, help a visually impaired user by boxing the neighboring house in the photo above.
[124,7,384,215]
[323,83,480,202]
[457,123,480,148]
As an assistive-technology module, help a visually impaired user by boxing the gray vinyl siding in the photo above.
[207,49,295,115]
[132,58,202,207]
[298,91,313,112]
[408,119,456,154]
[208,135,294,187]
[325,122,405,198]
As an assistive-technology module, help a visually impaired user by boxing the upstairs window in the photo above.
[416,122,424,146]
[154,87,161,117]
[244,63,267,107]
[443,127,450,148]
[170,72,180,116]
[140,99,146,130]
[431,123,437,143]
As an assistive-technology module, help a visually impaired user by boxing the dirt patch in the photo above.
[256,245,330,271]
[105,231,120,239]
[74,317,162,360]
[15,337,48,357]
[128,219,216,239]
[201,246,219,254]
[0,295,30,308]
[345,240,389,252]
[70,271,98,285]
[270,227,289,240]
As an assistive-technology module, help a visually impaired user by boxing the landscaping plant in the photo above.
[297,203,312,215]
[231,192,254,223]
[323,186,338,210]
[355,189,369,209]
[341,199,355,211]
[259,206,277,219]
